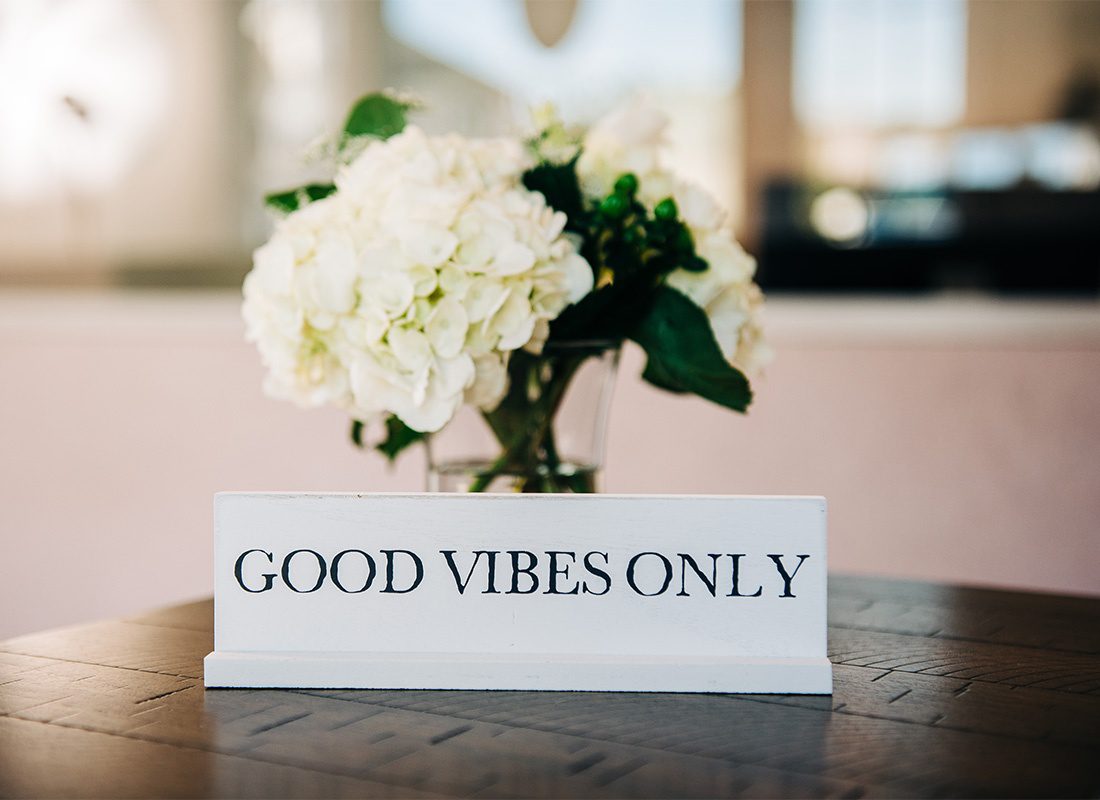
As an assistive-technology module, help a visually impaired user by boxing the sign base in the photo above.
[203,652,833,694]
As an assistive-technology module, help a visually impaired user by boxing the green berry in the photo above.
[600,193,627,218]
[654,197,678,220]
[614,173,638,196]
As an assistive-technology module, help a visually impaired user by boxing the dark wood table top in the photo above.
[1,575,1098,798]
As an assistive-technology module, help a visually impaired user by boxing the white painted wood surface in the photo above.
[204,493,831,693]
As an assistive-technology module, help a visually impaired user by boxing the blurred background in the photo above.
[2,0,1098,638]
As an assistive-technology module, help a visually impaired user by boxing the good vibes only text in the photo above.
[233,548,811,599]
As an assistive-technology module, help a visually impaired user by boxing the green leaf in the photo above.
[344,93,410,140]
[264,183,336,214]
[638,355,688,395]
[375,415,426,462]
[350,419,366,448]
[522,158,585,225]
[629,286,752,412]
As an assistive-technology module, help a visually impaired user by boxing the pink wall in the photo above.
[2,291,1098,639]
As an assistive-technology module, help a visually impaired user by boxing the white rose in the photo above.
[577,97,669,199]
[674,183,725,231]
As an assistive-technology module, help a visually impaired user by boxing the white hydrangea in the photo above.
[243,125,593,433]
[576,99,772,375]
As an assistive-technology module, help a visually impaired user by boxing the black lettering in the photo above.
[581,551,611,595]
[768,554,810,597]
[508,550,539,594]
[482,550,501,594]
[234,549,275,593]
[545,551,579,595]
[381,549,424,593]
[330,549,376,593]
[441,550,490,595]
[626,552,673,596]
[281,549,326,593]
[726,553,763,597]
[677,553,720,597]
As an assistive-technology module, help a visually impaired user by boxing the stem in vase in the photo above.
[467,353,586,493]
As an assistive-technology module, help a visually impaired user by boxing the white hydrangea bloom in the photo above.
[243,126,593,433]
[576,100,772,376]
[242,196,357,410]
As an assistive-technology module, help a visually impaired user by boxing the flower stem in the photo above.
[467,352,586,492]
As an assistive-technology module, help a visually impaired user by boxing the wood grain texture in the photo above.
[2,577,1099,798]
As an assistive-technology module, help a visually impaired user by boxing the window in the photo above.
[794,0,966,130]
[382,0,741,119]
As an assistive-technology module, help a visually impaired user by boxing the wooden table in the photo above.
[2,576,1097,798]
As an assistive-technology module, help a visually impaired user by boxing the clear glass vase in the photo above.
[426,341,621,493]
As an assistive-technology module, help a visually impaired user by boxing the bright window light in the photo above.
[794,0,966,130]
[0,0,169,201]
[382,0,741,119]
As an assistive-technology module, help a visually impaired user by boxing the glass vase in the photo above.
[426,341,620,493]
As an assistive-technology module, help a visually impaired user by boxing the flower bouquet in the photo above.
[243,93,769,492]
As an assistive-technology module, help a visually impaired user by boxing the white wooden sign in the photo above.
[204,493,831,694]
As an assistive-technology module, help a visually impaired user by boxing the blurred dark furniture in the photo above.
[758,182,1100,294]
[2,576,1098,798]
